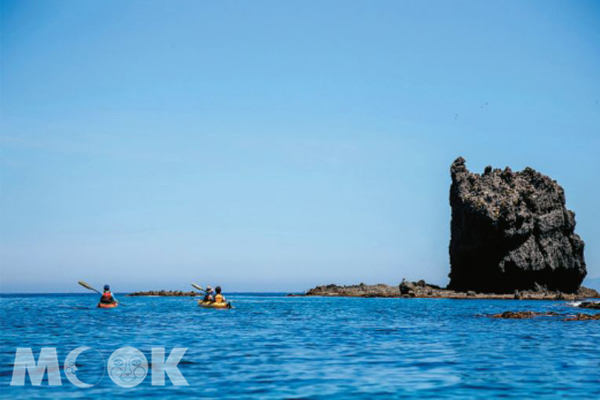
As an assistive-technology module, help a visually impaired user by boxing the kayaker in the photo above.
[100,285,117,304]
[214,286,226,303]
[203,286,215,302]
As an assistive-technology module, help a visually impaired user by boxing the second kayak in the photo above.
[198,301,232,309]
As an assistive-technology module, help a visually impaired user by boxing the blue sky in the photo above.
[1,0,599,293]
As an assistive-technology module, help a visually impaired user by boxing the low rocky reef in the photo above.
[577,301,600,310]
[486,311,600,321]
[488,311,559,319]
[295,279,600,300]
[127,290,200,297]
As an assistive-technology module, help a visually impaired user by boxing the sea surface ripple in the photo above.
[1,294,599,399]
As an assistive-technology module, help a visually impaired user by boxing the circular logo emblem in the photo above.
[107,347,148,388]
[64,346,105,388]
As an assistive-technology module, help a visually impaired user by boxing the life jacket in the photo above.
[215,294,224,303]
[101,291,113,303]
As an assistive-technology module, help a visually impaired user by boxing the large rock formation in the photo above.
[449,157,586,293]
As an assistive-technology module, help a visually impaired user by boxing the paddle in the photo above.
[191,283,207,293]
[78,280,124,306]
[78,280,101,294]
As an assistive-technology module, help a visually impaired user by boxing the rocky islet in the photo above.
[448,157,586,293]
[301,158,594,301]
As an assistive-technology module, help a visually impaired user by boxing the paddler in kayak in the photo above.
[198,285,231,309]
[100,285,117,305]
[203,286,215,302]
[214,286,226,303]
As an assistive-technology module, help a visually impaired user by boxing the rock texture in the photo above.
[449,157,586,293]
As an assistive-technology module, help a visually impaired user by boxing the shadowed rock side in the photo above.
[449,157,586,293]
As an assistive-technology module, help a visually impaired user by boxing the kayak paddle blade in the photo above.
[78,280,101,294]
[191,283,205,292]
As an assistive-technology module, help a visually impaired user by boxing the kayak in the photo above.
[198,301,232,309]
[97,302,118,309]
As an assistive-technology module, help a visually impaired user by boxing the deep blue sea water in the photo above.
[1,293,599,399]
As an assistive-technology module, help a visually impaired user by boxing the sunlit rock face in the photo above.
[448,157,586,293]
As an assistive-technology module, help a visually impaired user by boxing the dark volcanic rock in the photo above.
[487,311,600,321]
[488,311,560,319]
[578,301,600,310]
[303,283,400,297]
[565,313,600,321]
[449,157,586,293]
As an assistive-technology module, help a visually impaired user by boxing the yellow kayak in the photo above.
[198,301,232,309]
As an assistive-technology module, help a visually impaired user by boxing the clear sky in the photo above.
[1,0,599,293]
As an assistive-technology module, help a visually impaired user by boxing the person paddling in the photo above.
[214,286,226,303]
[100,285,117,305]
[203,286,215,302]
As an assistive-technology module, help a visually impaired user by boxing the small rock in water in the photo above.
[565,313,600,321]
[488,311,560,319]
[487,310,600,321]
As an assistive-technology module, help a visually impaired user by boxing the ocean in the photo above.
[1,293,599,399]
